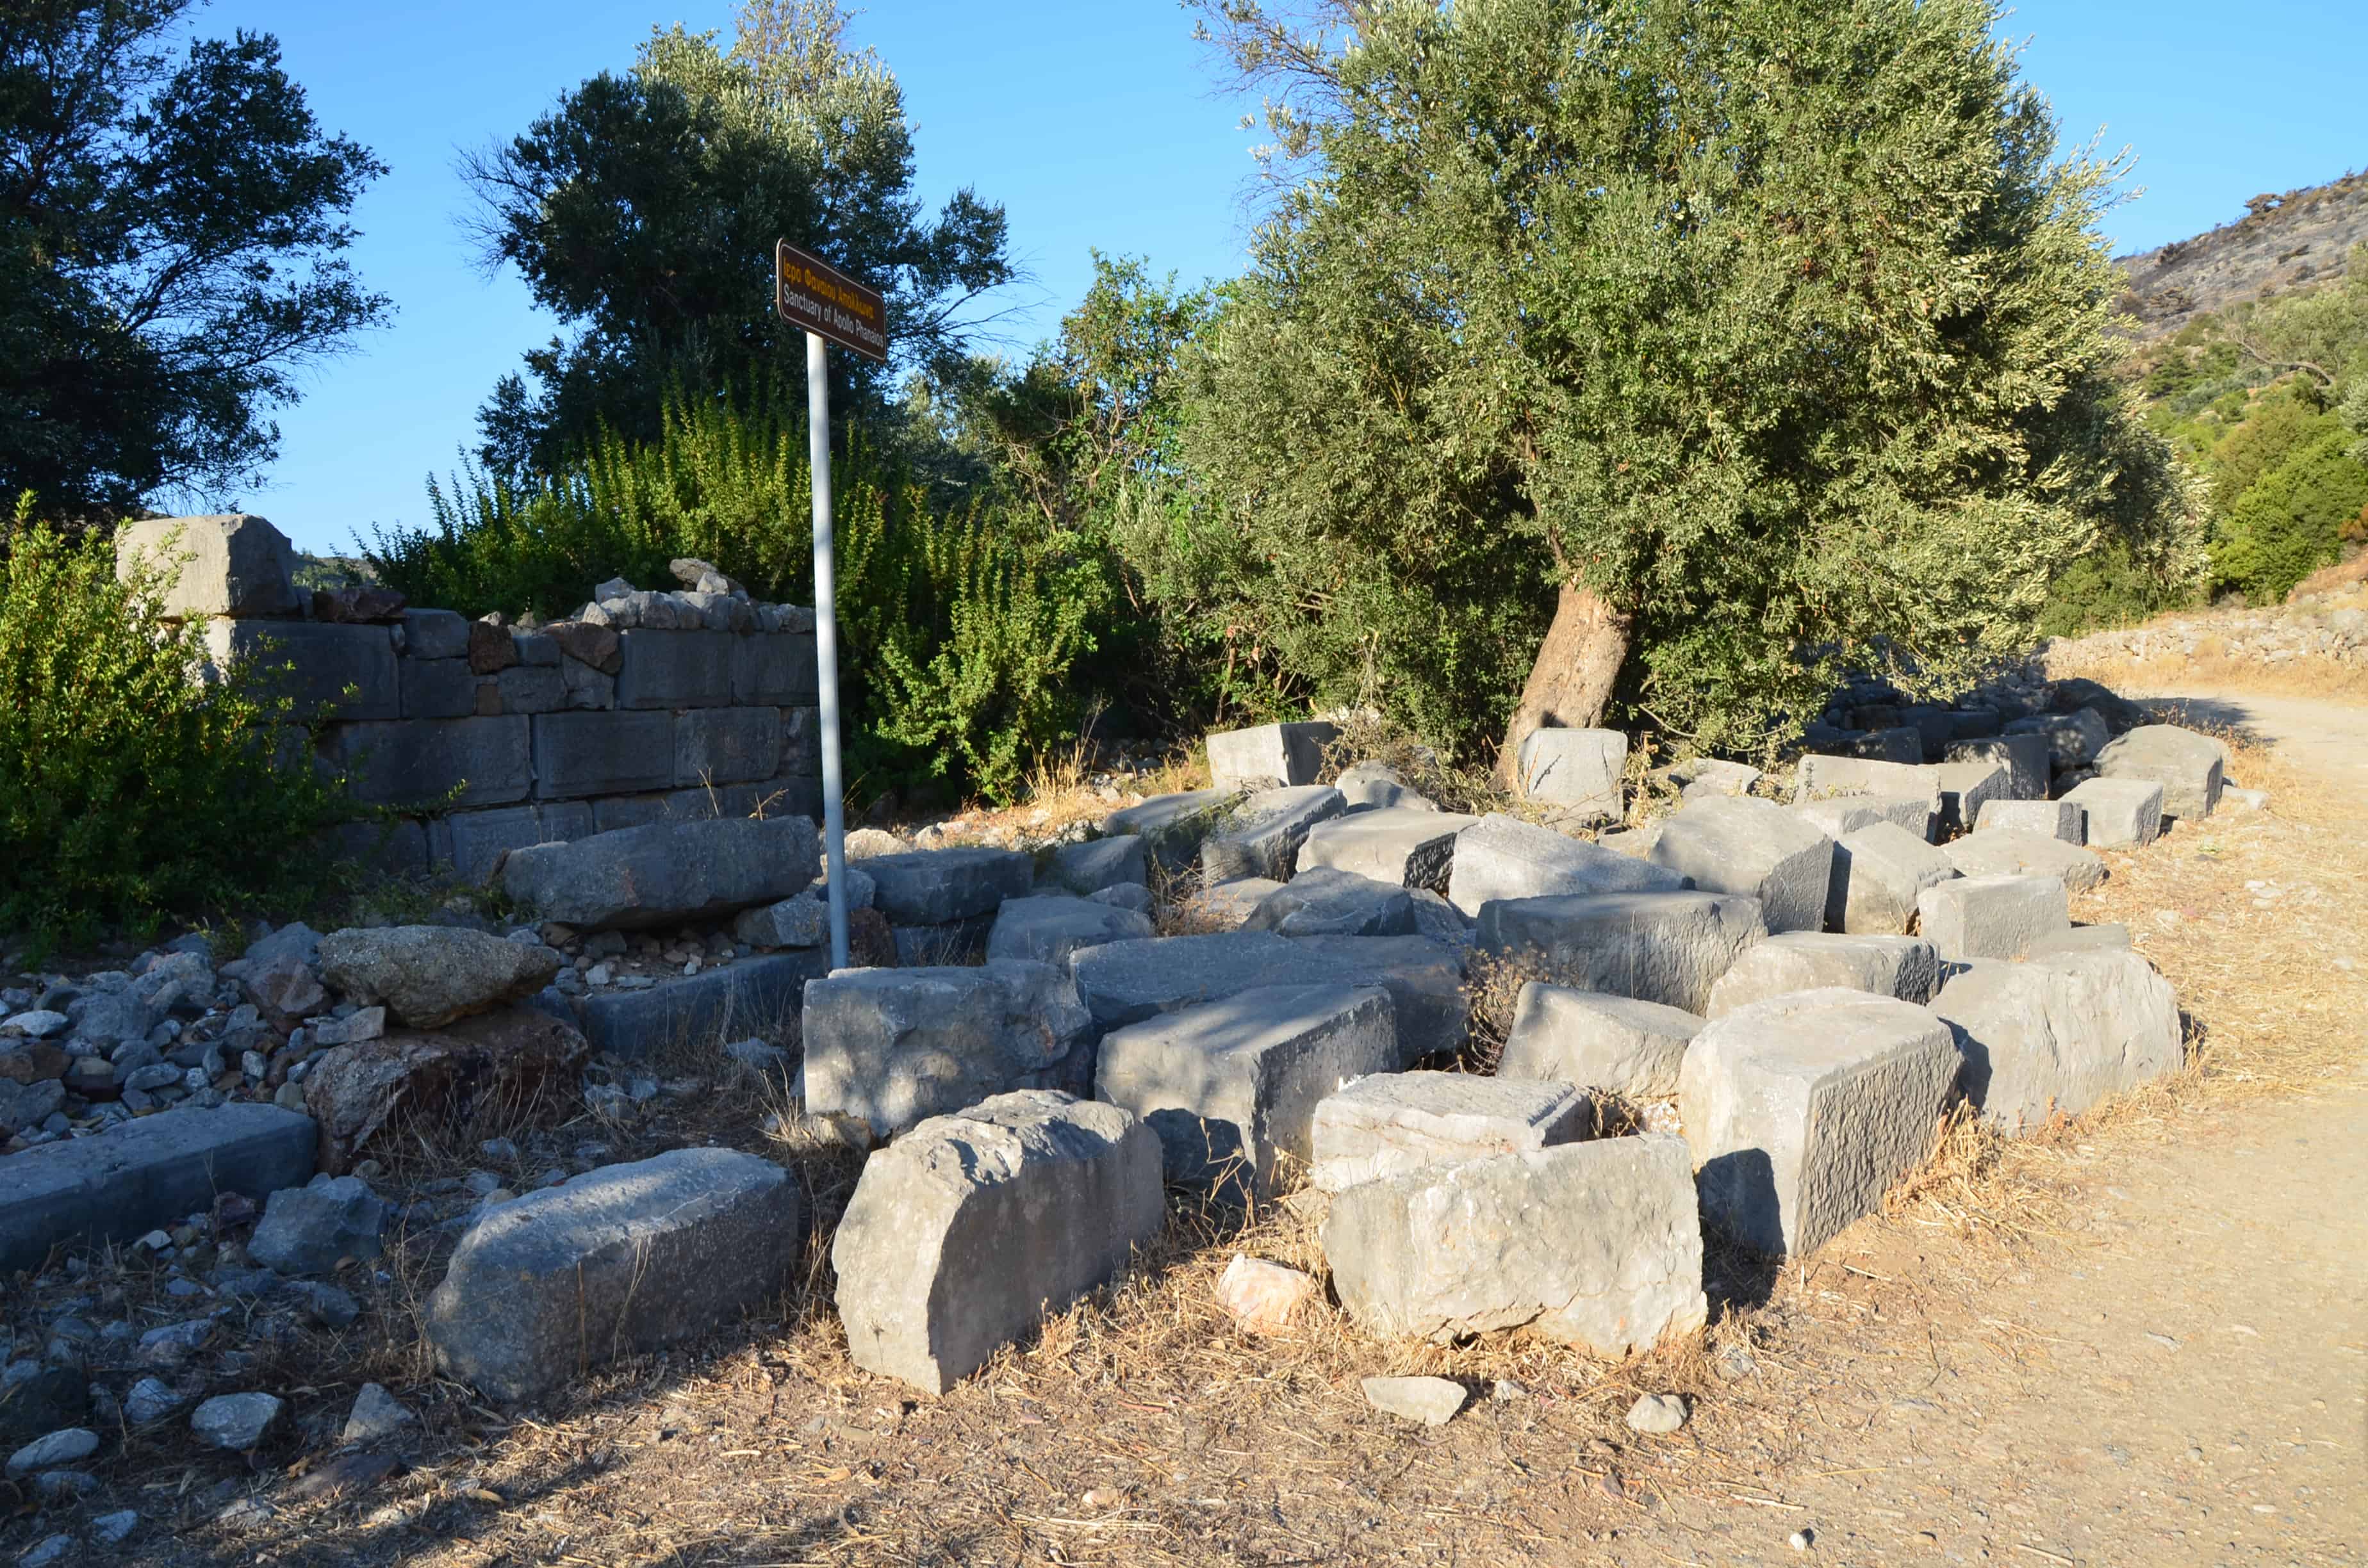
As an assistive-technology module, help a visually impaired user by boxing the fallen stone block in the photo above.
[2025,922,2131,958]
[985,895,1155,970]
[1792,756,1943,831]
[1477,890,1766,1014]
[1673,758,1762,799]
[1680,990,1957,1256]
[1498,984,1703,1098]
[1046,836,1147,895]
[1336,761,1435,812]
[1178,878,1281,930]
[0,1105,317,1273]
[1283,934,1471,1061]
[1934,760,2010,838]
[1243,868,1415,938]
[1096,983,1397,1196]
[1974,797,2085,843]
[732,894,830,949]
[1648,795,1833,934]
[318,926,561,1029]
[1916,875,2069,961]
[1309,1071,1588,1192]
[249,1174,387,1276]
[1068,933,1338,1031]
[2003,708,2109,772]
[1090,883,1155,915]
[1406,888,1471,946]
[1322,1136,1707,1353]
[1445,813,1684,917]
[1930,949,2183,1132]
[1201,786,1347,883]
[802,962,1095,1137]
[573,952,825,1058]
[833,1091,1163,1394]
[1792,798,1882,840]
[1706,933,1939,1016]
[2062,776,2164,849]
[2097,724,2223,822]
[304,1008,589,1173]
[1099,788,1241,870]
[1205,721,1340,790]
[502,816,820,930]
[860,847,1033,926]
[1828,822,1958,935]
[116,514,300,619]
[1943,828,2107,893]
[1516,728,1626,823]
[1946,733,2050,800]
[427,1148,800,1403]
[1296,808,1478,891]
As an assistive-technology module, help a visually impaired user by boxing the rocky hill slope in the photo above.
[2116,169,2368,338]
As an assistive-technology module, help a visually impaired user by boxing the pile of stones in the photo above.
[2037,589,2368,671]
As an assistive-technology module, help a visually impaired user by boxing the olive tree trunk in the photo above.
[1491,581,1632,791]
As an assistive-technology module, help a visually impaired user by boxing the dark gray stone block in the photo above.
[399,658,479,720]
[864,847,1033,925]
[573,952,828,1057]
[208,621,398,721]
[616,629,735,709]
[674,706,783,787]
[400,608,472,661]
[731,632,819,705]
[531,710,675,798]
[504,815,819,929]
[496,664,567,714]
[322,717,532,808]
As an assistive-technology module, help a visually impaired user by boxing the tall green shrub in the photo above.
[2210,429,2368,602]
[0,505,356,951]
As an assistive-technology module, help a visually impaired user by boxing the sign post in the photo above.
[777,240,887,971]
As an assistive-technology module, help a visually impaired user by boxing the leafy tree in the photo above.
[0,1,387,522]
[465,0,1012,475]
[1177,0,2201,768]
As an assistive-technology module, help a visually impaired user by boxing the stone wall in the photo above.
[117,515,822,883]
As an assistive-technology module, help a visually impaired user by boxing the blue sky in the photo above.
[210,0,2366,555]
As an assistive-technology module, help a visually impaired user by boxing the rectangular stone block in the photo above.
[2064,775,2166,848]
[864,847,1034,925]
[1829,821,1957,934]
[1946,733,2050,800]
[400,608,472,660]
[1706,933,1939,1016]
[1681,990,1958,1256]
[591,794,670,833]
[560,655,614,710]
[1099,788,1241,871]
[117,514,299,619]
[321,716,532,808]
[730,632,819,706]
[1499,984,1703,1099]
[573,951,828,1058]
[2003,708,2109,772]
[1516,728,1626,823]
[531,710,675,798]
[1649,795,1834,933]
[753,773,822,821]
[1046,835,1148,895]
[1943,829,2107,892]
[496,664,567,714]
[1284,933,1472,1062]
[1916,874,2069,961]
[1201,786,1347,884]
[674,706,783,787]
[1477,890,1766,1014]
[803,962,1096,1138]
[1068,932,1341,1032]
[207,619,398,721]
[1975,797,2085,843]
[1205,721,1339,790]
[1934,760,2010,838]
[1310,1070,1588,1193]
[506,815,818,929]
[1445,813,1684,917]
[616,629,734,708]
[1096,983,1397,1197]
[1793,755,1942,815]
[439,805,552,885]
[324,816,431,876]
[1930,950,2183,1133]
[1297,808,1479,891]
[399,657,479,719]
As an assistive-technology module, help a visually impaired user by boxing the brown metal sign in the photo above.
[775,240,888,361]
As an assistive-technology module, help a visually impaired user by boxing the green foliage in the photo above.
[2209,428,2368,602]
[2035,541,2194,638]
[0,1,388,520]
[0,500,356,952]
[367,391,1107,804]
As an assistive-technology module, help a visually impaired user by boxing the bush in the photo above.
[2036,540,2201,637]
[0,505,356,952]
[2210,428,2368,603]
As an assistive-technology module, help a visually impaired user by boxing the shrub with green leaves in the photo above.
[0,505,356,951]
[2210,428,2368,603]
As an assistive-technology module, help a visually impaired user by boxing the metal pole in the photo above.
[806,331,850,970]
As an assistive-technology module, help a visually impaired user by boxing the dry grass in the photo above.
[2045,645,2368,703]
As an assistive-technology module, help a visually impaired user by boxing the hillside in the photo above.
[2115,169,2368,338]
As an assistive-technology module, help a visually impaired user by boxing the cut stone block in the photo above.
[1046,836,1146,895]
[1943,828,2107,893]
[1916,874,2069,961]
[318,925,562,1028]
[206,620,397,721]
[1706,933,1939,1017]
[573,952,824,1058]
[730,632,819,705]
[401,608,472,660]
[399,657,479,720]
[1243,868,1415,938]
[2062,776,2165,849]
[1930,949,2183,1132]
[1647,795,1834,933]
[495,664,566,714]
[1283,933,1470,1061]
[1846,725,1928,764]
[856,847,1033,926]
[1477,890,1766,1014]
[2025,923,2132,958]
[1516,728,1627,822]
[1792,755,1943,829]
[832,1091,1162,1394]
[1205,721,1340,790]
[614,629,734,708]
[441,805,582,886]
[427,1148,799,1403]
[530,710,675,799]
[1297,808,1478,892]
[1068,932,1338,1031]
[503,815,819,929]
[1680,990,1957,1256]
[1828,822,1958,935]
[1200,786,1347,883]
[1498,984,1704,1099]
[1336,761,1435,812]
[1096,983,1397,1196]
[1309,1070,1588,1192]
[734,894,829,949]
[1946,733,2050,800]
[1099,789,1240,871]
[802,961,1095,1137]
[1090,883,1155,915]
[985,895,1155,970]
[1179,878,1281,930]
[1445,813,1684,917]
[1934,760,2010,838]
[1321,1135,1707,1353]
[1674,758,1762,799]
[2003,708,2109,772]
[1792,798,1881,840]
[673,707,783,787]
[1975,797,2085,844]
[0,1104,317,1273]
[116,514,299,619]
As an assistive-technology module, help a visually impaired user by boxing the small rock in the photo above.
[1789,1528,1814,1551]
[33,1468,98,1501]
[479,1137,520,1163]
[215,1496,276,1531]
[91,1510,139,1545]
[249,1173,388,1275]
[343,1382,415,1446]
[190,1392,284,1450]
[1360,1375,1468,1426]
[19,1533,74,1568]
[6,1426,98,1478]
[1625,1392,1688,1434]
[123,1377,185,1425]
[1216,1254,1319,1333]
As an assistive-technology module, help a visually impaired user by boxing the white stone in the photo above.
[2062,777,2164,849]
[1444,813,1684,917]
[1295,808,1477,891]
[2097,724,2223,820]
[1916,874,2069,961]
[1943,828,2107,892]
[1929,950,2182,1132]
[1497,984,1703,1099]
[1706,933,1939,1017]
[1216,1254,1319,1332]
[1647,795,1834,933]
[1516,728,1627,823]
[1360,1376,1468,1425]
[1974,797,2085,843]
[1828,821,1958,935]
[1205,722,1339,790]
[1308,1071,1588,1192]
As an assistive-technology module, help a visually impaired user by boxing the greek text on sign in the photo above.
[775,240,888,361]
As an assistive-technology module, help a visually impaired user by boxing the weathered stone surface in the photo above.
[191,1392,283,1450]
[1626,1394,1689,1434]
[1499,984,1702,1099]
[0,1106,315,1273]
[1310,1071,1587,1192]
[1099,788,1241,870]
[1675,758,1763,799]
[1322,1136,1707,1353]
[802,961,1095,1138]
[207,620,398,721]
[862,847,1033,926]
[7,1428,99,1479]
[1296,808,1477,892]
[834,1091,1162,1394]
[249,1174,387,1275]
[322,716,533,809]
[400,608,471,660]
[985,895,1155,970]
[116,514,299,619]
[466,617,519,674]
[1201,786,1347,884]
[304,1008,588,1173]
[1916,874,2069,961]
[548,618,621,673]
[1934,760,2011,838]
[1477,890,1766,1014]
[343,1384,415,1446]
[1946,733,2051,801]
[2062,776,2166,849]
[2026,922,2132,957]
[436,805,551,886]
[1680,990,1957,1256]
[615,628,734,709]
[1047,835,1147,895]
[1336,760,1435,811]
[1648,796,1833,933]
[399,657,480,720]
[730,632,818,706]
[1090,883,1155,915]
[1217,1253,1319,1331]
[1445,813,1684,917]
[313,582,407,623]
[428,1148,800,1403]
[503,816,819,929]
[318,926,561,1029]
[1205,721,1340,790]
[1178,878,1281,931]
[1792,797,1881,840]
[1975,797,2085,843]
[1793,756,1943,831]
[1706,933,1939,1017]
[1829,822,1959,935]
[1243,867,1415,938]
[2003,708,2109,772]
[1406,888,1471,946]
[1360,1376,1468,1425]
[1516,728,1627,822]
[1097,984,1397,1196]
[733,894,830,949]
[1281,934,1471,1061]
[1068,933,1338,1031]
[1930,950,2183,1132]
[674,706,783,787]
[1943,829,2107,893]
[529,710,676,798]
[573,952,825,1058]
